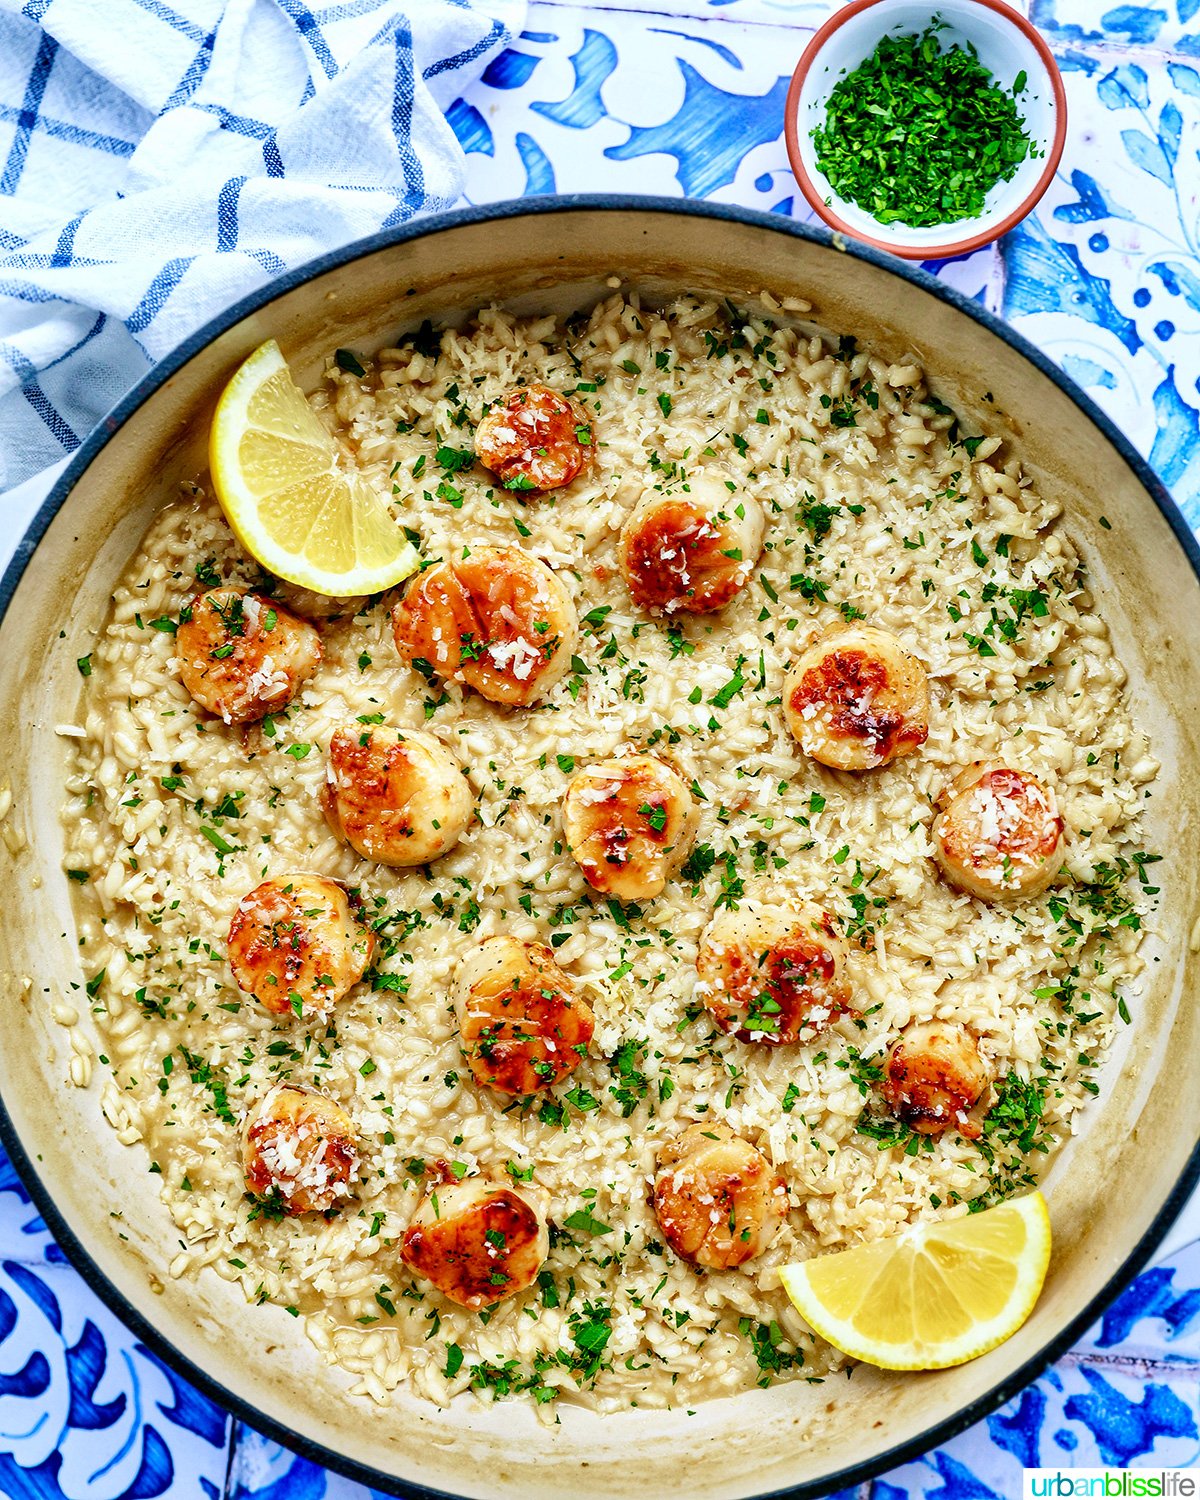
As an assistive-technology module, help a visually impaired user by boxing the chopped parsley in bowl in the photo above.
[785,0,1066,260]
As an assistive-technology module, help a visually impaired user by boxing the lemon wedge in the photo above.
[209,339,420,596]
[778,1191,1051,1370]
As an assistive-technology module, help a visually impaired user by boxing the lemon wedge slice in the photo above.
[209,339,420,595]
[778,1191,1051,1370]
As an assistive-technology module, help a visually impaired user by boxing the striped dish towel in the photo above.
[0,0,523,500]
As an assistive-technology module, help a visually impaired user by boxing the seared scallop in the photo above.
[391,545,577,707]
[562,753,699,902]
[474,383,592,493]
[401,1178,550,1309]
[652,1122,787,1269]
[696,901,852,1046]
[242,1083,359,1215]
[619,473,765,614]
[933,763,1066,901]
[454,937,594,1095]
[226,874,373,1019]
[881,1021,989,1139]
[323,724,473,867]
[783,623,929,771]
[176,588,321,724]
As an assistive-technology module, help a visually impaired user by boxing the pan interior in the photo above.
[0,204,1196,1500]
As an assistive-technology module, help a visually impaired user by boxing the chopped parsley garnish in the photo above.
[856,1113,931,1156]
[408,319,441,358]
[811,25,1038,228]
[710,658,747,710]
[981,1072,1050,1157]
[568,1303,612,1379]
[798,495,840,544]
[609,1038,650,1117]
[562,1206,613,1236]
[245,1188,289,1222]
[335,349,366,378]
[738,1318,803,1387]
[178,1046,236,1125]
[638,801,667,833]
[199,826,235,855]
[681,842,716,885]
[436,445,475,473]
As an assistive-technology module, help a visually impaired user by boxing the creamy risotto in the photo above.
[62,291,1158,1413]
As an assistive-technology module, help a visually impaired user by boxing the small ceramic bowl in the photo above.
[785,0,1067,260]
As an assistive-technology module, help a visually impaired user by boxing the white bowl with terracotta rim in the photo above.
[785,0,1067,260]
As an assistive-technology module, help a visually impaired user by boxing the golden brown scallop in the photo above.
[881,1021,990,1139]
[226,874,373,1019]
[454,937,595,1095]
[391,546,577,707]
[932,763,1066,901]
[696,901,853,1046]
[619,473,765,614]
[401,1178,550,1309]
[242,1083,359,1215]
[652,1123,787,1269]
[782,623,929,771]
[474,383,592,493]
[561,753,699,902]
[176,588,321,724]
[323,724,473,867]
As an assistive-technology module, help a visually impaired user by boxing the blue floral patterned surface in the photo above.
[3,1,1200,1497]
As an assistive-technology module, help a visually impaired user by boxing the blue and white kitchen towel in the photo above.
[0,0,524,499]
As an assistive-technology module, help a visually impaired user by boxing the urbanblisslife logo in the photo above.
[1023,1471,1200,1498]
